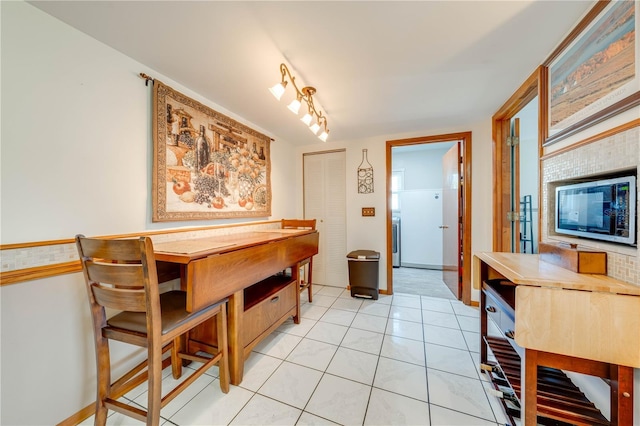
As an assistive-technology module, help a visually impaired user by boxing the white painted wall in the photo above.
[0,1,297,245]
[392,148,452,268]
[296,119,495,299]
[393,148,448,190]
[0,3,298,424]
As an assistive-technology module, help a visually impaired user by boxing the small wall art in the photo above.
[357,149,374,194]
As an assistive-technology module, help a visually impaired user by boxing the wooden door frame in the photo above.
[491,66,547,252]
[512,118,521,252]
[386,132,472,305]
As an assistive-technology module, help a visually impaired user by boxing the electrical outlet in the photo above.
[362,207,375,216]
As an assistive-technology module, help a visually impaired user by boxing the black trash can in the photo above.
[347,250,380,300]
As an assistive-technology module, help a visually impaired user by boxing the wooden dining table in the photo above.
[153,228,319,385]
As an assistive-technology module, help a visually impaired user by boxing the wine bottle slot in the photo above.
[480,363,499,372]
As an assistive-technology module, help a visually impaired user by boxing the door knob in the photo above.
[439,225,449,229]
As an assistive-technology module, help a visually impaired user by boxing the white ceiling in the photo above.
[29,1,593,146]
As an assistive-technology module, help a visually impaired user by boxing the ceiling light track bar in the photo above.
[269,63,329,142]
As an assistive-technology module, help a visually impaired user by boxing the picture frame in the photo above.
[544,0,640,146]
[152,80,272,222]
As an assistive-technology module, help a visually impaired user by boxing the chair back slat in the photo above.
[76,234,159,316]
[78,237,144,262]
[91,284,147,312]
[85,261,146,289]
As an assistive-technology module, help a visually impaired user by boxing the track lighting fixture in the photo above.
[269,63,329,142]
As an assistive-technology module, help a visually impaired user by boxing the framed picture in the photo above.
[545,0,640,145]
[152,80,271,221]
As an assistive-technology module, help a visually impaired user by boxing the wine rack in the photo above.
[481,279,609,426]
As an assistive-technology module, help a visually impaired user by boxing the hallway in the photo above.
[393,267,456,300]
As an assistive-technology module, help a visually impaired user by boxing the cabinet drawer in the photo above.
[482,281,522,357]
[484,301,503,338]
[499,310,522,357]
[243,278,296,346]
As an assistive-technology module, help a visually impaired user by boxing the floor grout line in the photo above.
[91,284,500,426]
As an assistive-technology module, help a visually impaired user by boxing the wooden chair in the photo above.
[76,235,229,426]
[281,219,317,302]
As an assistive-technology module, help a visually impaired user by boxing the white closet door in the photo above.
[304,150,347,287]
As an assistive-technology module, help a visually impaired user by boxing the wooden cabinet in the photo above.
[188,274,299,361]
[242,274,298,356]
[475,252,639,426]
[481,279,609,425]
[155,229,318,385]
[482,279,516,341]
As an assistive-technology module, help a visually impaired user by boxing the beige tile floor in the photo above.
[81,285,508,426]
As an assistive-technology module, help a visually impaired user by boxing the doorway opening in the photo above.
[510,99,540,254]
[386,132,472,305]
[492,67,543,253]
[390,142,456,299]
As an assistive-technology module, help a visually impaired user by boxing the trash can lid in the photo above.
[347,250,380,260]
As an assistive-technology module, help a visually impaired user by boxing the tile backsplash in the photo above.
[541,125,639,285]
[1,221,280,274]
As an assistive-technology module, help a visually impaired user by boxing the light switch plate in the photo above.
[362,207,375,216]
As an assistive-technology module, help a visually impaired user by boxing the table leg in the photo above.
[227,290,244,385]
[293,261,301,324]
[216,302,230,393]
[479,289,487,364]
[523,348,538,426]
[610,364,634,425]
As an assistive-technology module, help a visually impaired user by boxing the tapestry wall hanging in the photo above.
[152,80,271,221]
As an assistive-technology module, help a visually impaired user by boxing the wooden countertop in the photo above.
[475,252,640,296]
[476,251,640,368]
[153,229,315,263]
